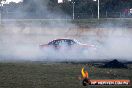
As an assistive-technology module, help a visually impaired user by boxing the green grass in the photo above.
[1,18,132,28]
[0,62,131,88]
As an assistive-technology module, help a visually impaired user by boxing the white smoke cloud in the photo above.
[0,28,132,62]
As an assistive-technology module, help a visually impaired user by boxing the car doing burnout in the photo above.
[39,39,96,52]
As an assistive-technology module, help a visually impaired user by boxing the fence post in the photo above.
[0,12,1,25]
[106,11,107,18]
[92,12,94,18]
[119,12,121,18]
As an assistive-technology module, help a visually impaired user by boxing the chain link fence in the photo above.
[0,11,132,20]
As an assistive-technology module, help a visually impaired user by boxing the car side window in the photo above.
[54,40,59,46]
[56,40,69,46]
[48,39,76,47]
[67,40,76,45]
[58,40,65,46]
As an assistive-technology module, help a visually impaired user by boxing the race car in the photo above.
[39,38,96,51]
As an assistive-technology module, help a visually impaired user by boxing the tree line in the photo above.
[1,0,132,18]
[24,0,132,18]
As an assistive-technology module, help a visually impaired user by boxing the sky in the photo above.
[58,0,63,3]
[1,0,22,4]
[58,0,71,3]
[6,0,22,3]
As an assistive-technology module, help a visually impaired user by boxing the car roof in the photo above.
[51,38,75,41]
